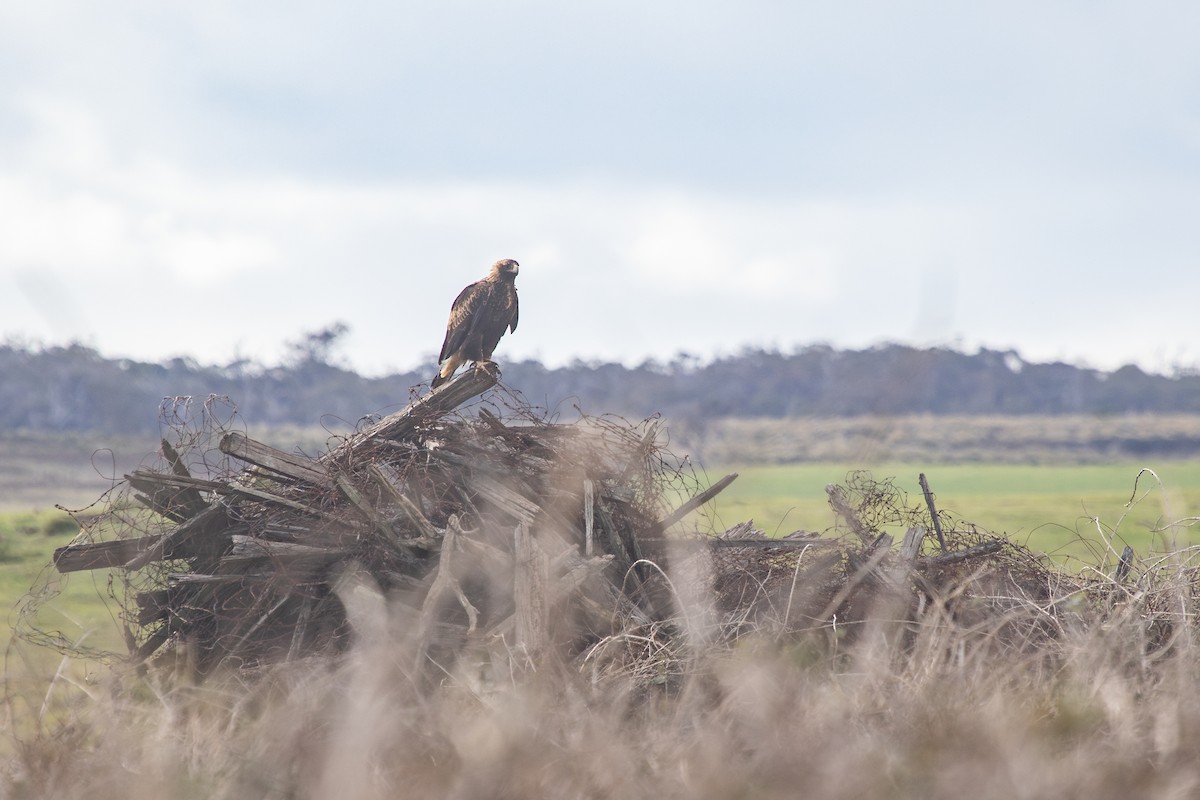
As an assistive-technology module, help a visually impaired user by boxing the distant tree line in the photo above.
[2,335,1198,434]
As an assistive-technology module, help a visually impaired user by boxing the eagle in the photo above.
[431,258,520,389]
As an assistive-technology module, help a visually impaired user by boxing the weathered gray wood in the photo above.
[220,432,333,487]
[917,539,1003,568]
[225,484,330,517]
[702,537,837,550]
[336,474,392,533]
[470,473,542,523]
[326,363,499,463]
[1115,545,1135,583]
[653,473,738,533]
[124,503,227,571]
[617,420,659,482]
[918,473,949,553]
[126,471,209,523]
[226,535,352,562]
[54,536,164,573]
[513,522,549,657]
[899,526,926,563]
[160,439,208,516]
[136,589,171,625]
[416,515,479,665]
[817,536,894,622]
[826,484,874,545]
[583,478,595,557]
[127,470,227,494]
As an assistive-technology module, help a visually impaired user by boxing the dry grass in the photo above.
[8,525,1200,799]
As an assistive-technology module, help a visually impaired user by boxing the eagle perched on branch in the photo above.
[431,258,520,389]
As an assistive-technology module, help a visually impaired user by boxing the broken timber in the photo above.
[49,364,713,671]
[49,360,1016,675]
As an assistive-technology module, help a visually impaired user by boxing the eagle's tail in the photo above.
[431,353,464,390]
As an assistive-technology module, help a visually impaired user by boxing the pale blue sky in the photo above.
[2,2,1198,375]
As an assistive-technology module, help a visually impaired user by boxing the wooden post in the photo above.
[513,522,548,660]
[583,478,595,557]
[918,473,948,553]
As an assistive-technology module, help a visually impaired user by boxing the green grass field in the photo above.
[698,460,1200,569]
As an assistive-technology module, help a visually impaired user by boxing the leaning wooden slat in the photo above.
[126,473,198,524]
[702,537,838,550]
[131,492,188,524]
[54,535,164,573]
[160,439,208,516]
[136,589,171,626]
[335,474,393,532]
[219,432,333,488]
[126,470,227,494]
[917,540,1003,568]
[469,473,542,524]
[225,484,332,517]
[124,503,227,571]
[651,473,739,534]
[325,363,499,462]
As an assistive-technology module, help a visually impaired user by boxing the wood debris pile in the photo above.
[44,366,1102,681]
[51,367,705,674]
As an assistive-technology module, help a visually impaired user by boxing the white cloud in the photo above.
[1,3,1198,374]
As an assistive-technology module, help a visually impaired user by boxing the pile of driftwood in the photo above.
[49,365,1079,678]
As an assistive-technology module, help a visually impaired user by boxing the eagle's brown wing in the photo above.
[469,279,517,360]
[438,279,486,364]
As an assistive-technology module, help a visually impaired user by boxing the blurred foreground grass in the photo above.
[4,460,1200,797]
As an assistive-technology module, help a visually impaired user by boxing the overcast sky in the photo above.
[2,2,1198,376]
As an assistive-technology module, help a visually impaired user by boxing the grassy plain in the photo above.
[704,460,1200,568]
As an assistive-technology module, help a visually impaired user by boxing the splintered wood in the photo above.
[52,365,735,674]
[50,365,1028,679]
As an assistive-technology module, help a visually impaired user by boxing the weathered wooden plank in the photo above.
[513,522,549,657]
[54,536,164,573]
[160,439,208,516]
[227,534,352,561]
[917,540,1004,568]
[326,364,499,462]
[127,470,227,494]
[826,484,874,546]
[899,526,926,563]
[653,473,738,533]
[416,515,479,666]
[220,432,333,488]
[136,588,171,626]
[469,473,542,524]
[225,484,331,517]
[583,478,595,557]
[335,474,393,533]
[704,537,838,550]
[617,420,659,482]
[124,503,228,571]
[918,473,948,553]
[126,468,213,523]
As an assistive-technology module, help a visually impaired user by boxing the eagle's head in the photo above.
[491,258,520,280]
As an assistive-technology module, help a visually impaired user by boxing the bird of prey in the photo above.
[431,258,520,389]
